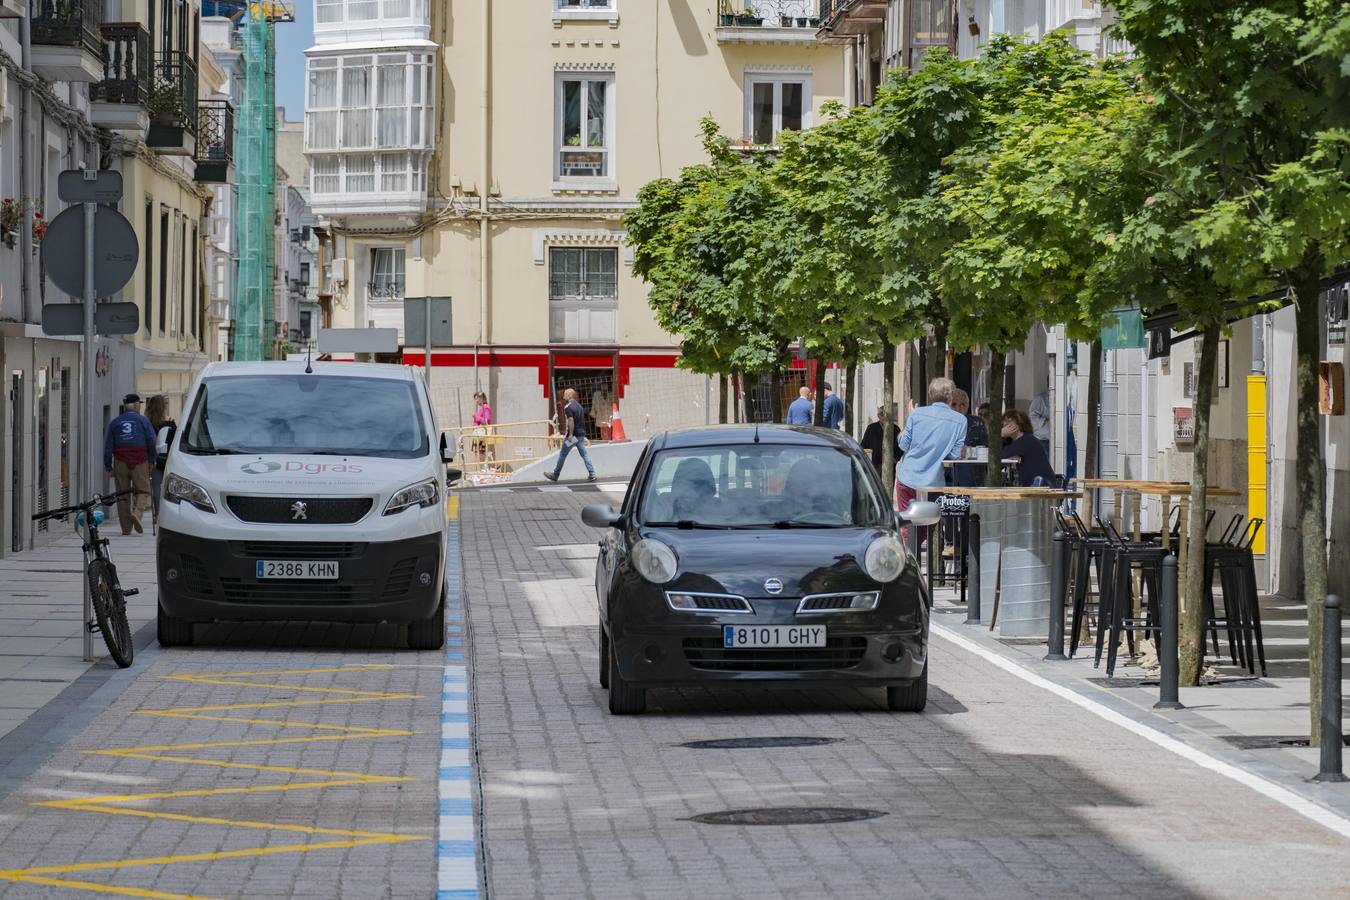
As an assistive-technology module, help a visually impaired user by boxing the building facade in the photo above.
[305,0,845,433]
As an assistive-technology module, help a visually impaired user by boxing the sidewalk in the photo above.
[930,583,1350,817]
[0,528,159,742]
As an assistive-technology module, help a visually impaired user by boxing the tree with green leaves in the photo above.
[1112,0,1350,731]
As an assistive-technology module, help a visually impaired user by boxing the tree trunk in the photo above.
[1295,265,1328,745]
[718,372,728,424]
[765,371,780,424]
[986,348,1006,487]
[814,358,827,426]
[1085,339,1102,479]
[1179,325,1219,686]
[881,337,896,500]
[732,373,741,423]
[845,352,858,437]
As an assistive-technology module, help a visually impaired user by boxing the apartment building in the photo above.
[817,0,1347,599]
[305,0,845,431]
[275,113,318,350]
[201,13,242,362]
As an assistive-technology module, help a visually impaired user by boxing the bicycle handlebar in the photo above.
[31,488,142,522]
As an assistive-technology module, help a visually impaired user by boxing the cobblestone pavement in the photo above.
[462,489,1350,900]
[0,626,443,899]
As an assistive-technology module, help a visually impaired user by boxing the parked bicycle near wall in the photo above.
[32,488,140,668]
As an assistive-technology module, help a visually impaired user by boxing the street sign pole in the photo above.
[425,296,434,393]
[81,196,96,662]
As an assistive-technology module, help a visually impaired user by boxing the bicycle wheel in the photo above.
[88,558,134,668]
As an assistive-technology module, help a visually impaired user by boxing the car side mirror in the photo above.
[445,466,463,486]
[440,433,455,463]
[899,500,941,528]
[581,503,623,529]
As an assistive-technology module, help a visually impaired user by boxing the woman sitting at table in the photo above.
[1000,409,1057,488]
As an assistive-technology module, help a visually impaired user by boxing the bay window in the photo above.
[555,73,615,181]
[316,0,426,25]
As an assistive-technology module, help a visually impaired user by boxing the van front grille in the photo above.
[226,496,373,525]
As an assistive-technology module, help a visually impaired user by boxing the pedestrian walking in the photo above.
[821,382,845,430]
[145,394,177,524]
[1029,389,1052,459]
[896,377,967,531]
[103,393,156,535]
[471,391,492,463]
[786,386,814,425]
[544,388,597,483]
[860,406,900,476]
[1001,409,1057,488]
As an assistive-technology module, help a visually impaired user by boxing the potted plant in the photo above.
[31,210,47,253]
[1,197,18,250]
[735,6,763,25]
[148,79,182,126]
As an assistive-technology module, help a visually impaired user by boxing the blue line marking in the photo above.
[440,798,473,816]
[437,891,480,900]
[441,738,470,750]
[438,840,477,858]
[439,766,472,780]
[441,712,468,724]
[438,520,478,899]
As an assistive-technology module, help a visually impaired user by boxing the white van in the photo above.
[155,361,455,649]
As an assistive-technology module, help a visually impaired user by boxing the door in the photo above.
[10,370,24,553]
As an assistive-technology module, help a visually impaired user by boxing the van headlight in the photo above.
[863,536,906,583]
[384,478,440,515]
[163,473,215,513]
[631,539,678,584]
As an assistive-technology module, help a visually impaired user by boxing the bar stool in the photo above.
[1059,509,1110,659]
[1205,518,1267,676]
[1093,518,1167,677]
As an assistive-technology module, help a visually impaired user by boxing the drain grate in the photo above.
[679,736,841,750]
[1219,734,1350,750]
[688,807,887,826]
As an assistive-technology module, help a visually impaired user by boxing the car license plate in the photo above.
[255,560,339,580]
[723,625,826,649]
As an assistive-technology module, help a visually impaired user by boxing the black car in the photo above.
[582,424,940,715]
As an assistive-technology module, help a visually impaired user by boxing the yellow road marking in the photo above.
[0,873,213,900]
[447,494,460,519]
[5,665,432,895]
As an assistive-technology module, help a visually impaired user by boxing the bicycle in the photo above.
[32,488,141,668]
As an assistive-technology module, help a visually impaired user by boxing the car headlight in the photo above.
[384,478,440,515]
[863,535,906,583]
[631,539,678,584]
[163,473,215,513]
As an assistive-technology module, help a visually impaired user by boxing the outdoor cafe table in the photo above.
[1077,479,1241,611]
[917,486,1081,638]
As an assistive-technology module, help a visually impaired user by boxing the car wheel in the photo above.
[408,594,447,650]
[886,662,928,712]
[598,621,610,689]
[606,638,645,715]
[157,603,194,647]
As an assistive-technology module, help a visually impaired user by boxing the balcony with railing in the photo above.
[29,0,105,82]
[717,0,819,43]
[194,100,235,182]
[147,51,199,155]
[89,23,150,131]
[815,0,887,44]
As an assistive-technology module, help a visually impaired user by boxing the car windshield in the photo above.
[179,374,429,459]
[639,443,889,528]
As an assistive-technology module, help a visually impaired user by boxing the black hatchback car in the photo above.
[581,425,940,715]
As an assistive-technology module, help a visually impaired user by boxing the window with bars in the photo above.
[745,74,808,146]
[556,74,614,180]
[369,247,405,300]
[549,248,618,301]
[556,0,613,7]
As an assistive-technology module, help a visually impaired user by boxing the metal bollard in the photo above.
[966,514,982,625]
[1154,554,1184,710]
[1313,594,1346,783]
[1045,531,1069,660]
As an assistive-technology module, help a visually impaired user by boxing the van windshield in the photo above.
[180,375,429,459]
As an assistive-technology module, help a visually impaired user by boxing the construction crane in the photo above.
[203,1,295,360]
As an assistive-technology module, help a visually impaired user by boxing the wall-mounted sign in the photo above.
[1173,406,1195,445]
[1321,362,1345,415]
[1327,282,1347,346]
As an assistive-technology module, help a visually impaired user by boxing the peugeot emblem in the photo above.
[290,501,308,521]
[763,578,783,595]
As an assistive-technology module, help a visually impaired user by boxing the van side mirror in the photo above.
[446,466,463,486]
[581,503,623,529]
[440,432,455,463]
[899,501,940,528]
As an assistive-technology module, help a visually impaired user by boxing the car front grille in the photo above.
[180,554,214,598]
[381,557,418,600]
[218,578,378,604]
[226,496,373,525]
[237,541,366,559]
[681,636,868,672]
[799,595,854,611]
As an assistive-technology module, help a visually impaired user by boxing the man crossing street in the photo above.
[103,393,156,535]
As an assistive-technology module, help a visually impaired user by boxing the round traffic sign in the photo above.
[40,205,140,298]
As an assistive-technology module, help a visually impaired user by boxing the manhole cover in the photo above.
[679,737,840,750]
[1219,734,1350,750]
[688,807,887,826]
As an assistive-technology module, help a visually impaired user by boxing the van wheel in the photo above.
[408,596,446,650]
[886,662,928,712]
[607,639,645,715]
[157,604,194,647]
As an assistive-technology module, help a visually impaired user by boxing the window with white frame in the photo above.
[555,73,614,180]
[305,52,433,153]
[555,0,614,8]
[745,73,809,146]
[549,248,617,302]
[317,0,425,25]
[311,156,340,194]
[369,248,405,300]
[307,59,339,150]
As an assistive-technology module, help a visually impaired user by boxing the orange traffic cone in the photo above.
[610,402,626,441]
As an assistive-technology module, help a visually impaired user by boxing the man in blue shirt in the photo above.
[103,393,157,534]
[821,382,845,430]
[785,386,814,425]
[544,388,597,482]
[896,377,967,517]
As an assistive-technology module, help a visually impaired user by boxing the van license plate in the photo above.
[256,560,339,580]
[723,625,826,649]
